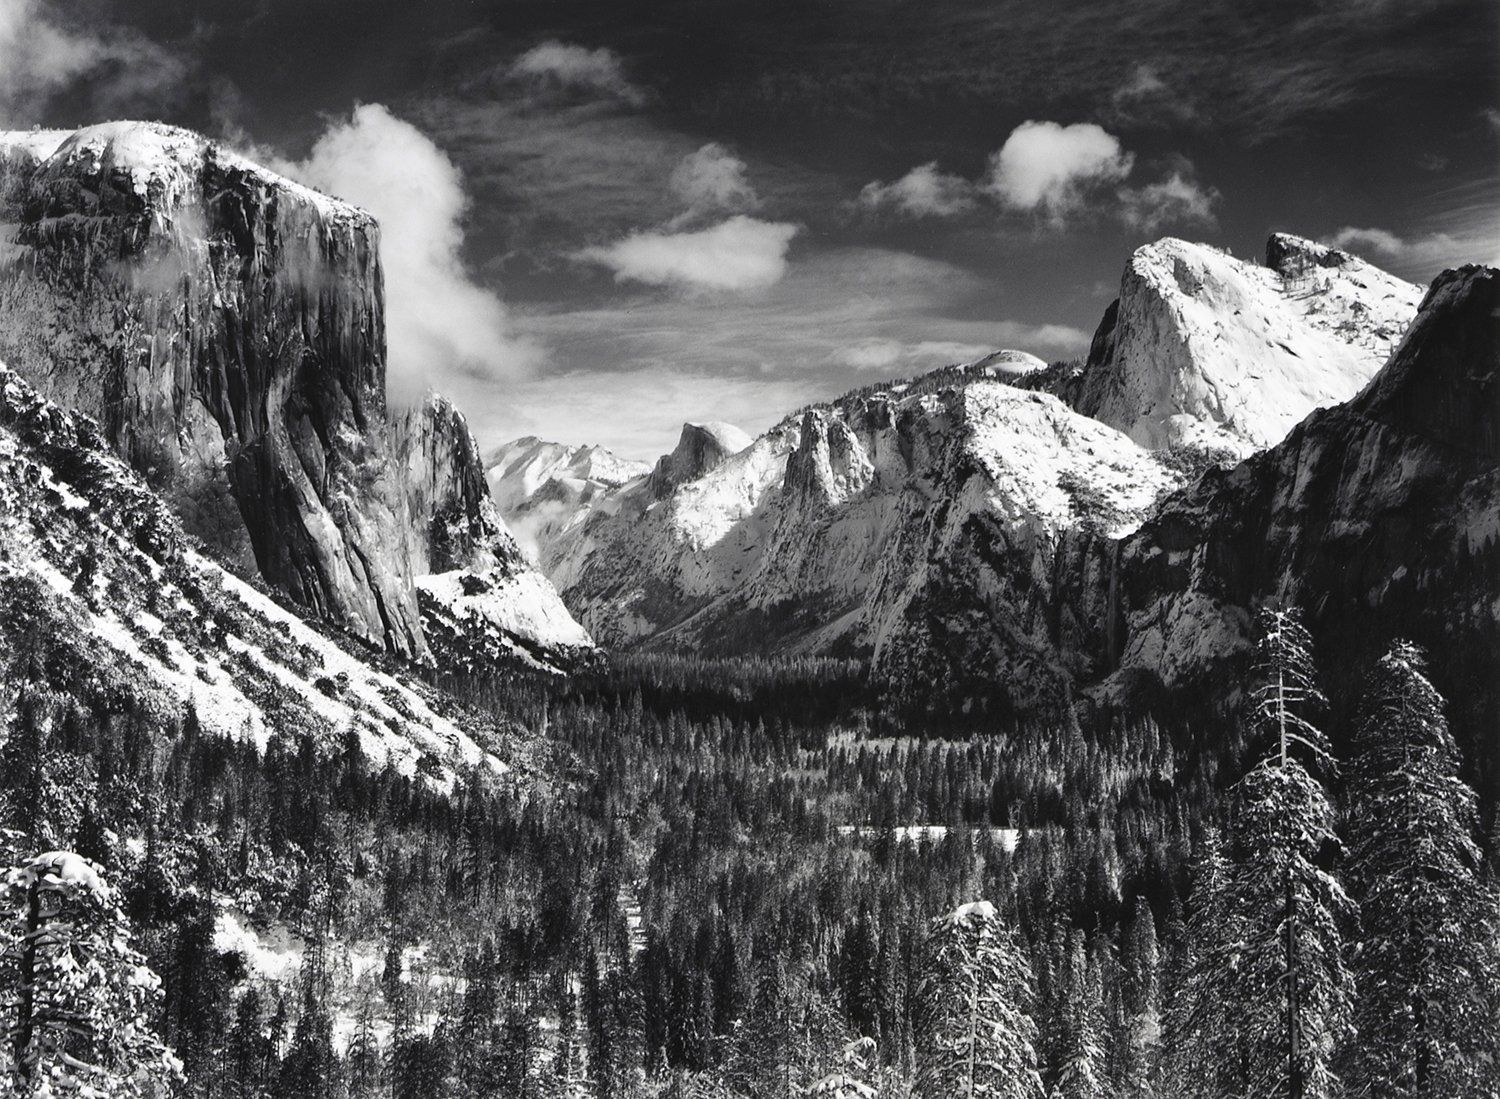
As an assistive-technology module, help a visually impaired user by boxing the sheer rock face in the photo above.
[0,122,591,669]
[1049,234,1422,455]
[1107,265,1499,773]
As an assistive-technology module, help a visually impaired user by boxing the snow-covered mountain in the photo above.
[485,231,1452,718]
[1102,263,1499,764]
[0,363,508,786]
[1040,233,1422,455]
[0,121,591,671]
[485,436,651,562]
[536,374,1182,713]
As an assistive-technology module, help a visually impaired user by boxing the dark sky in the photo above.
[4,0,1498,455]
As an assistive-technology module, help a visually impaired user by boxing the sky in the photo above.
[1,0,1497,459]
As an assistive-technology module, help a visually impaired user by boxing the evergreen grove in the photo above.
[1,606,1497,1097]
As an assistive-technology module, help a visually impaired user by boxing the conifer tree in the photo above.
[1119,895,1160,1096]
[913,900,1042,1099]
[0,851,182,1097]
[1216,608,1354,1099]
[1161,830,1248,1098]
[1344,641,1500,1097]
[1054,930,1107,1099]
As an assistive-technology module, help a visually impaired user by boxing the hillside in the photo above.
[0,362,513,785]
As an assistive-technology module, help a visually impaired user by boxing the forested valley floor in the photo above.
[1,609,1497,1098]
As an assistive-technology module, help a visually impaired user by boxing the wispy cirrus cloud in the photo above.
[0,0,189,123]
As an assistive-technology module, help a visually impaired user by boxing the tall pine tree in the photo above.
[1344,641,1500,1097]
[1218,608,1354,1098]
[914,900,1042,1099]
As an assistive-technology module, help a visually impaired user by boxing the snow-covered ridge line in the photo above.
[0,121,366,226]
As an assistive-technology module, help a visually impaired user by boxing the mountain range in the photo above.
[1,119,1494,784]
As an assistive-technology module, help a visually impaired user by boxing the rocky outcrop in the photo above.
[0,361,502,783]
[0,121,591,669]
[392,398,596,673]
[1046,234,1422,455]
[1106,265,1499,777]
[645,421,752,499]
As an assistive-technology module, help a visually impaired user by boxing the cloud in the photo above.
[1108,63,1197,127]
[669,143,760,217]
[1330,223,1500,273]
[509,41,645,105]
[861,124,1211,230]
[985,121,1134,220]
[277,104,539,404]
[0,0,187,123]
[576,214,799,292]
[858,163,977,218]
[1120,171,1219,231]
[497,247,1095,456]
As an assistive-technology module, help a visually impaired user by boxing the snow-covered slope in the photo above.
[0,364,507,787]
[0,121,592,672]
[545,371,1183,710]
[485,436,650,562]
[1048,234,1422,455]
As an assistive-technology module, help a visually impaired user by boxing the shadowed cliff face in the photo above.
[1108,265,1499,784]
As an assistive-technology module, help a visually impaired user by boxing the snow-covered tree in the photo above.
[1215,608,1354,1099]
[914,900,1043,1099]
[0,851,181,1097]
[1119,896,1160,1096]
[1161,830,1247,1099]
[1344,641,1500,1098]
[805,1036,878,1099]
[1054,931,1107,1099]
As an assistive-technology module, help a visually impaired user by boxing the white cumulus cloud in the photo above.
[858,163,976,218]
[985,120,1135,220]
[669,143,760,217]
[509,41,645,105]
[279,104,539,404]
[577,215,799,292]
